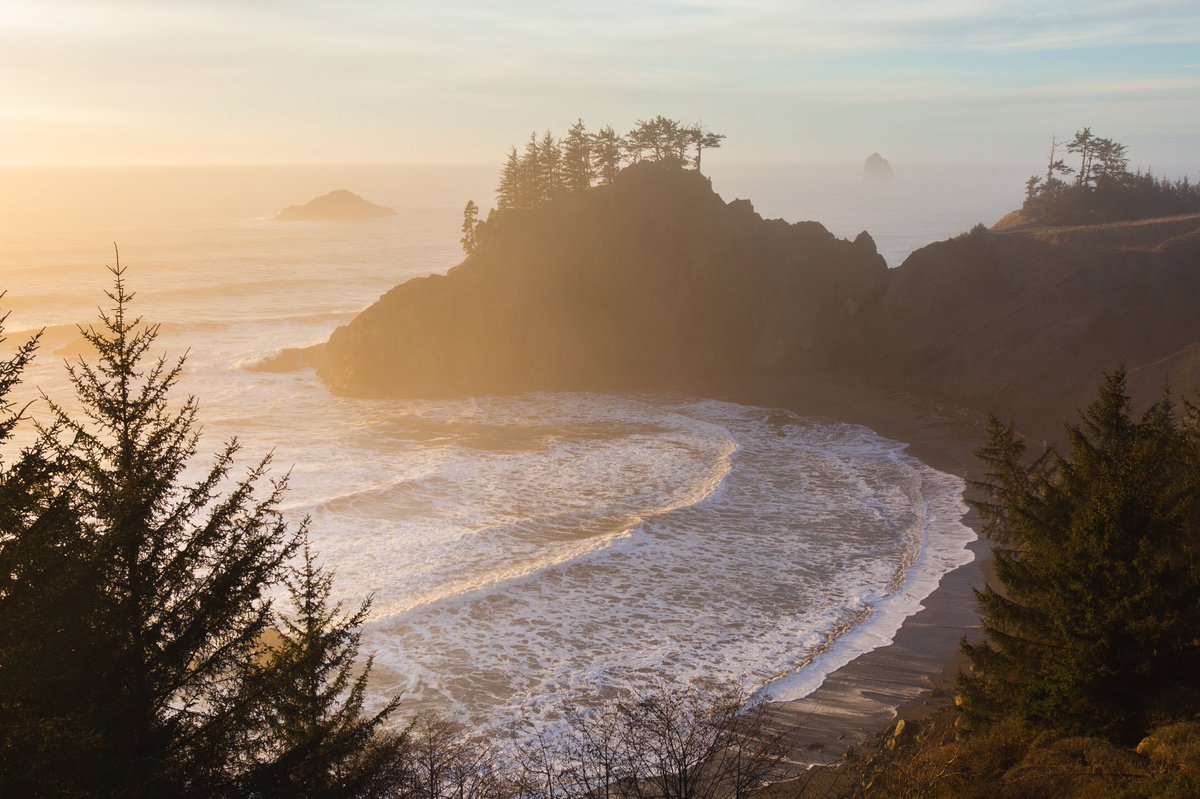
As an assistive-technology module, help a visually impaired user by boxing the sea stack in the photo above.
[274,189,395,221]
[863,153,894,180]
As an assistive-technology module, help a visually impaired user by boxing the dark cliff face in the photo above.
[316,162,888,397]
[853,215,1200,439]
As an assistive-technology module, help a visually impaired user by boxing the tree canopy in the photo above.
[0,260,408,797]
[492,117,724,212]
[1022,128,1200,225]
[961,369,1200,742]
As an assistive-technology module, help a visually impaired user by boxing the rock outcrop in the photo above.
[863,153,894,180]
[311,163,888,397]
[275,190,395,221]
[298,162,1200,442]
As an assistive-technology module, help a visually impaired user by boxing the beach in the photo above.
[712,375,992,772]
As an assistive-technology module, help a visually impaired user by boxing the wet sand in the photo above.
[706,375,993,772]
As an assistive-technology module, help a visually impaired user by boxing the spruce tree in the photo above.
[520,132,544,208]
[562,119,594,192]
[27,260,303,795]
[591,126,625,185]
[244,540,408,798]
[496,146,521,210]
[460,200,480,255]
[961,370,1200,741]
[0,260,409,795]
[537,130,563,203]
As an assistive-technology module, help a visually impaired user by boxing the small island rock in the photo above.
[274,189,395,222]
[863,153,894,180]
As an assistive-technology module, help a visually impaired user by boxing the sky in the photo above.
[2,0,1198,167]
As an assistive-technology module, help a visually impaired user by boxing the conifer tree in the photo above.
[0,259,409,796]
[562,119,594,192]
[961,370,1200,741]
[520,132,544,208]
[688,125,724,174]
[244,540,408,799]
[537,129,563,203]
[25,258,304,795]
[496,146,521,210]
[591,126,624,185]
[460,200,480,255]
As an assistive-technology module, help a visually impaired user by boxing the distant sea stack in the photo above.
[863,153,894,180]
[274,190,395,221]
[308,162,888,398]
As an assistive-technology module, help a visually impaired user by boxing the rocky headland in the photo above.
[308,162,888,397]
[288,162,1200,445]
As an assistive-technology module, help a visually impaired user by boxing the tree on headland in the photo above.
[562,119,595,193]
[537,130,564,204]
[497,147,522,211]
[489,117,725,215]
[0,260,409,797]
[591,126,624,186]
[688,124,725,175]
[461,200,480,255]
[626,116,688,166]
[1021,127,1200,224]
[960,369,1200,742]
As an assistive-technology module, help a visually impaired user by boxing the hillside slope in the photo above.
[852,214,1200,439]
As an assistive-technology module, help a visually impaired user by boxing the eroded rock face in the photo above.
[274,189,395,221]
[314,162,889,397]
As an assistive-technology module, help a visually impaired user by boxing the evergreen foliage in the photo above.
[562,119,594,193]
[0,261,408,797]
[244,541,408,798]
[490,117,724,214]
[591,126,624,186]
[961,369,1200,742]
[1022,128,1200,225]
[461,200,480,255]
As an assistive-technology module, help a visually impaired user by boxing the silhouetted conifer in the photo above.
[591,126,625,185]
[497,147,521,210]
[537,130,563,203]
[688,125,725,174]
[961,370,1200,742]
[0,309,108,795]
[562,119,594,192]
[243,540,408,798]
[0,260,407,796]
[461,200,480,255]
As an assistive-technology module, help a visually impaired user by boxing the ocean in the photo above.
[0,162,1024,742]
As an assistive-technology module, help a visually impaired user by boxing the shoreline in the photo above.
[707,375,992,772]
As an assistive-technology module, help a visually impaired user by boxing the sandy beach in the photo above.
[707,375,993,773]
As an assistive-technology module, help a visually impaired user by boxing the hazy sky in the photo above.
[3,0,1198,167]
